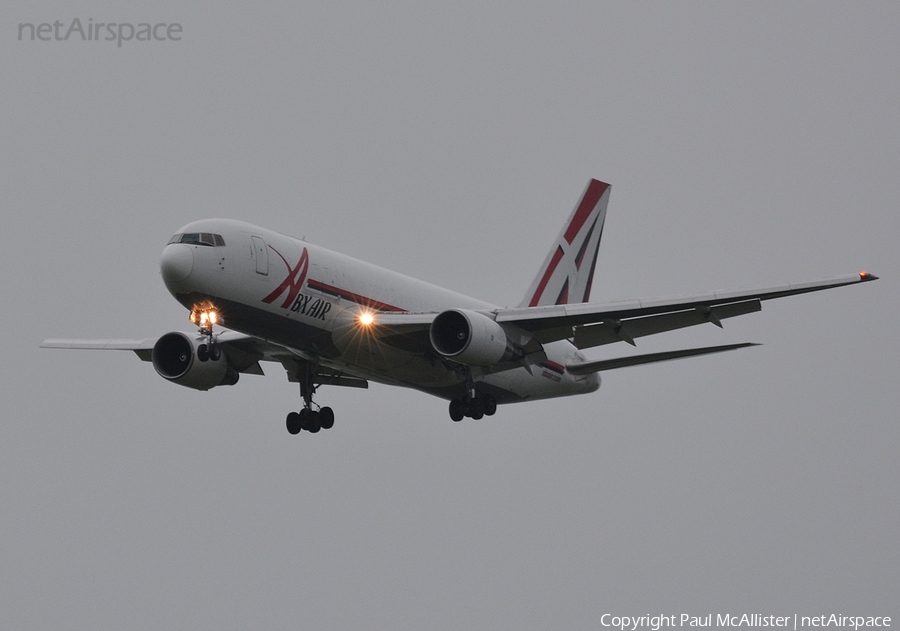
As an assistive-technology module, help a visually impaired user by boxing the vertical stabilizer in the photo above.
[519,179,610,307]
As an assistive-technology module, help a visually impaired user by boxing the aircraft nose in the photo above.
[160,244,194,286]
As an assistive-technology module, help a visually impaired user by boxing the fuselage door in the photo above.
[251,236,268,275]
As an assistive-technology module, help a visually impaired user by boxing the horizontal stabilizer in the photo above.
[566,342,759,375]
[40,338,154,350]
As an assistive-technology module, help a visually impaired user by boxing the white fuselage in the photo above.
[161,219,600,404]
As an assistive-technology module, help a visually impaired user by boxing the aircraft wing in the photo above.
[41,338,157,359]
[494,272,878,348]
[41,330,370,387]
[371,272,876,352]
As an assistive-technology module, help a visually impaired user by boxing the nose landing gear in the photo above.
[192,304,223,363]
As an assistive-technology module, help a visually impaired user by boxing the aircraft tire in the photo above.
[320,407,335,430]
[307,410,321,433]
[483,394,497,416]
[286,412,301,435]
[298,408,310,430]
[469,397,484,420]
[449,399,464,422]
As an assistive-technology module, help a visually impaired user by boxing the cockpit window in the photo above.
[167,233,225,247]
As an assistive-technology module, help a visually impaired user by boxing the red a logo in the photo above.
[262,247,309,308]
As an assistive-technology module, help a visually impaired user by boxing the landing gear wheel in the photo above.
[298,408,310,431]
[449,399,465,422]
[319,407,335,430]
[469,397,485,420]
[307,411,321,433]
[286,412,301,435]
[483,394,497,416]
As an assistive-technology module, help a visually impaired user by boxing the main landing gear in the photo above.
[286,406,334,435]
[286,359,335,435]
[448,392,497,422]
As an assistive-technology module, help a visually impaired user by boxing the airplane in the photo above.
[42,180,878,435]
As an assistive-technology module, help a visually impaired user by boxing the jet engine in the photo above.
[151,332,239,391]
[429,309,518,366]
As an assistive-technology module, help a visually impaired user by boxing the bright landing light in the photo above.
[190,305,221,330]
[358,312,375,326]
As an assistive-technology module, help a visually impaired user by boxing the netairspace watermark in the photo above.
[18,19,182,48]
[600,615,892,631]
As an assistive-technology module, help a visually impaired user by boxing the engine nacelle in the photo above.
[429,309,517,366]
[151,332,239,391]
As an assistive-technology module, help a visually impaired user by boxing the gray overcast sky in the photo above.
[2,2,898,628]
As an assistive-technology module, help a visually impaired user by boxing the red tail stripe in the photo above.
[555,279,569,305]
[580,225,602,302]
[573,215,598,271]
[529,246,565,307]
[563,180,608,245]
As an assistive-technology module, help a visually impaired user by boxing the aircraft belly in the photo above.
[174,293,343,358]
[186,296,591,403]
[330,317,461,389]
[174,292,464,392]
[326,354,463,391]
[482,369,591,403]
[479,340,600,403]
